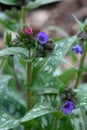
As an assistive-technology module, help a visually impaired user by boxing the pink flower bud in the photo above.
[24,27,33,35]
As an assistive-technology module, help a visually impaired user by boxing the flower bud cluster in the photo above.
[36,32,55,57]
[17,27,36,49]
[61,88,77,115]
[5,27,55,58]
[77,31,87,43]
[36,39,55,57]
[72,25,87,55]
[61,88,77,102]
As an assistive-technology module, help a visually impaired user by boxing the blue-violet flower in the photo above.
[37,32,48,44]
[62,101,74,115]
[72,44,82,54]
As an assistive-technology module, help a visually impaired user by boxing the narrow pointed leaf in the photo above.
[73,14,84,31]
[48,26,69,38]
[27,0,62,10]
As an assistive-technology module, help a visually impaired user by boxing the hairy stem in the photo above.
[0,57,6,72]
[26,61,32,111]
[24,61,32,130]
[74,42,87,88]
[21,6,27,25]
[52,117,58,130]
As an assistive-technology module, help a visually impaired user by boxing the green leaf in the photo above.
[0,0,20,5]
[0,47,28,59]
[0,13,8,20]
[84,18,87,25]
[32,87,58,95]
[0,18,17,31]
[77,63,87,72]
[31,36,76,88]
[13,57,26,89]
[76,84,87,107]
[0,75,11,95]
[21,102,56,123]
[27,0,62,10]
[4,88,26,108]
[1,87,26,117]
[0,112,20,130]
[58,68,76,85]
[80,106,87,129]
[70,107,87,130]
[0,12,20,31]
[58,116,73,130]
[0,12,14,30]
[6,33,12,43]
[31,77,61,94]
[73,14,84,31]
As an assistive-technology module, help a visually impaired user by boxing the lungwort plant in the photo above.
[1,0,87,130]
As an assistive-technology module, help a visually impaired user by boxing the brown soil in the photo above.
[27,0,87,37]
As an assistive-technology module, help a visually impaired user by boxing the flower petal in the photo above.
[72,44,82,54]
[62,101,74,115]
[37,32,49,44]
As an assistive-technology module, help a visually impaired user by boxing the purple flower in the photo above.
[72,44,82,54]
[37,32,49,44]
[62,101,74,115]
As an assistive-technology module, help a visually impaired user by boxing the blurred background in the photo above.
[0,0,87,45]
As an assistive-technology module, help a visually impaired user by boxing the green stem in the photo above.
[0,57,6,72]
[26,61,32,111]
[74,42,87,88]
[24,61,32,130]
[21,6,27,25]
[52,117,58,130]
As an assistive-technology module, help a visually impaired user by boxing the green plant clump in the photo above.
[0,0,87,130]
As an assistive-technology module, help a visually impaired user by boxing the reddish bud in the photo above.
[24,27,33,35]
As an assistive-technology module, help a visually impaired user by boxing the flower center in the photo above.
[64,103,69,108]
[39,36,45,41]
